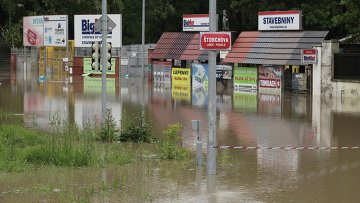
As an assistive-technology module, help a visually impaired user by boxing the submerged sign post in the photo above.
[258,11,302,31]
[199,32,231,51]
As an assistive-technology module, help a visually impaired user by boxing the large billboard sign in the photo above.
[74,14,122,47]
[23,16,44,46]
[234,67,258,90]
[43,15,68,47]
[259,65,282,91]
[199,32,231,51]
[258,11,302,31]
[183,14,209,32]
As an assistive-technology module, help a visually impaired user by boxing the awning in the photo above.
[149,32,210,61]
[223,31,328,65]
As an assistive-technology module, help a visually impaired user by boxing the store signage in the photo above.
[301,49,317,64]
[74,14,122,47]
[258,11,302,31]
[183,14,209,32]
[43,15,68,47]
[199,32,231,51]
[23,16,44,46]
[171,68,191,85]
[234,67,257,90]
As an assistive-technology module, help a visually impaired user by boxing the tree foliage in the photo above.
[1,0,360,47]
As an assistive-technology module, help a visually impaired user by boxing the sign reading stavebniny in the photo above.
[199,32,231,51]
[301,49,317,64]
[258,10,302,31]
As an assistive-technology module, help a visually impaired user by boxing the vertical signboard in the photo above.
[259,65,282,92]
[183,14,209,32]
[171,68,191,85]
[258,10,302,31]
[301,49,317,64]
[74,14,122,47]
[43,15,68,47]
[192,64,209,107]
[23,16,44,46]
[233,67,258,90]
[172,68,191,102]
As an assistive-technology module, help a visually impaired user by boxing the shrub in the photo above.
[119,107,153,142]
[97,109,119,142]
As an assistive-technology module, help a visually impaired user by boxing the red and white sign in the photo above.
[301,49,317,64]
[259,79,281,88]
[199,32,231,51]
[258,10,302,31]
[183,14,209,32]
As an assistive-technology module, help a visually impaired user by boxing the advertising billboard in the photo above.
[216,65,232,79]
[83,58,116,75]
[74,14,122,47]
[43,15,68,47]
[23,16,44,46]
[192,64,209,107]
[234,67,257,90]
[258,11,302,31]
[183,14,209,32]
[259,65,282,91]
[152,61,171,83]
[301,49,317,64]
[171,68,191,85]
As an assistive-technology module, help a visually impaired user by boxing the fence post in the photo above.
[192,120,202,166]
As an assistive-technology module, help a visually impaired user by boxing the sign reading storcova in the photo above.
[74,14,122,47]
[183,14,209,32]
[258,11,302,31]
[23,16,44,46]
[43,15,68,47]
[301,49,317,64]
[199,32,231,51]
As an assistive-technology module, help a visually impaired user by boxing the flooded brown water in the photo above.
[1,56,360,202]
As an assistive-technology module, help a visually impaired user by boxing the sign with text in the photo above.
[301,49,317,64]
[234,67,258,90]
[74,14,122,47]
[183,14,209,32]
[199,32,231,51]
[171,68,191,85]
[44,15,68,47]
[258,11,302,31]
[153,61,171,83]
[23,16,44,46]
[259,65,282,90]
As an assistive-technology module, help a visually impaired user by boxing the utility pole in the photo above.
[207,0,217,175]
[101,0,108,122]
[141,0,145,78]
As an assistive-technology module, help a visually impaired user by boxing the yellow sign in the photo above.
[172,84,191,102]
[171,68,191,85]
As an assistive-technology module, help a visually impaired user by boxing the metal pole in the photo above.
[101,0,108,122]
[192,120,203,166]
[207,0,217,175]
[141,0,145,78]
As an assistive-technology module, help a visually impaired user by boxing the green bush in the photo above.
[119,107,153,143]
[157,123,191,160]
[97,109,119,142]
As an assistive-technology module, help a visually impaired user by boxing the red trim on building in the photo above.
[183,14,209,18]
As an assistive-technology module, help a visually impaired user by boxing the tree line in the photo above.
[0,0,359,48]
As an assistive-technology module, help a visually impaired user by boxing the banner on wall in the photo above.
[259,65,282,91]
[43,15,68,47]
[83,58,116,75]
[74,14,122,47]
[23,16,44,46]
[172,68,191,85]
[153,61,171,83]
[234,67,257,90]
[216,65,232,79]
[192,64,208,87]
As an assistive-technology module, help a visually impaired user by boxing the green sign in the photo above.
[233,67,257,89]
[83,58,116,75]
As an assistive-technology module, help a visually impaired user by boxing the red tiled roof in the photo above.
[149,32,206,61]
[223,31,328,65]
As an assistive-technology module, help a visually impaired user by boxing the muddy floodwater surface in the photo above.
[1,57,360,202]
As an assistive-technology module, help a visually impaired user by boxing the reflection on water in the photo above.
[2,58,360,202]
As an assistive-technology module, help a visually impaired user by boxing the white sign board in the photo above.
[43,15,68,47]
[23,16,44,47]
[183,14,209,32]
[74,14,122,47]
[301,49,317,64]
[258,11,302,31]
